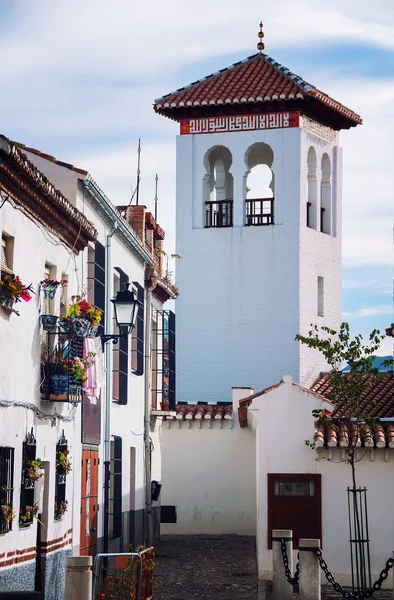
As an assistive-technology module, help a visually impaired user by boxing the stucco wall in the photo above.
[161,418,256,535]
[175,125,341,405]
[252,377,394,588]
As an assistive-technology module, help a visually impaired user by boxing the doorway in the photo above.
[80,448,99,557]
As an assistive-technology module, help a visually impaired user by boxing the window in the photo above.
[112,273,121,401]
[113,268,129,404]
[307,147,317,229]
[131,282,144,375]
[41,264,56,357]
[54,432,69,520]
[318,276,324,317]
[203,146,233,229]
[87,241,105,334]
[151,310,176,410]
[245,143,274,227]
[1,233,14,274]
[0,446,15,533]
[321,154,332,234]
[60,273,68,317]
[109,435,122,539]
[19,430,37,527]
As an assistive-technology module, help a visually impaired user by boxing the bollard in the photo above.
[272,529,294,600]
[299,539,321,600]
[65,556,93,600]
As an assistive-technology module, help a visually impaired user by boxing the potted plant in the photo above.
[40,278,67,300]
[26,459,44,481]
[48,344,69,396]
[0,273,34,309]
[19,503,39,527]
[54,499,68,520]
[41,314,58,332]
[1,504,16,528]
[67,296,102,337]
[160,400,169,411]
[56,449,72,475]
[70,353,96,385]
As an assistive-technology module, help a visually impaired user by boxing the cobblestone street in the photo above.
[153,535,258,600]
[153,535,393,600]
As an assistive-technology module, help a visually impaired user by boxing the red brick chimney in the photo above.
[125,205,146,245]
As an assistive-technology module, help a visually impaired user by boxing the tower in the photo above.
[154,27,362,404]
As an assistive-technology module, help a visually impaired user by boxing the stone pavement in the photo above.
[153,535,393,599]
[153,534,258,600]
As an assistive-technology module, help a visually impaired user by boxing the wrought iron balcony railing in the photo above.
[245,198,274,226]
[205,199,233,228]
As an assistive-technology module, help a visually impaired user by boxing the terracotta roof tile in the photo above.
[315,421,394,450]
[154,53,362,129]
[311,373,394,418]
[169,404,233,421]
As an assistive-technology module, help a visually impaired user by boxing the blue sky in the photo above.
[0,0,392,354]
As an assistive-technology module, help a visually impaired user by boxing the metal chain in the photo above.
[280,539,299,587]
[315,548,394,599]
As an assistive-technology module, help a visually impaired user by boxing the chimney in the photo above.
[125,205,146,245]
[232,386,254,427]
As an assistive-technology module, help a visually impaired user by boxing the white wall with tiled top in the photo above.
[251,377,394,588]
[175,124,341,404]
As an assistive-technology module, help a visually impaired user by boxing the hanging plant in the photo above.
[20,503,41,526]
[56,450,72,474]
[40,278,67,300]
[1,504,16,526]
[55,499,68,519]
[26,458,44,481]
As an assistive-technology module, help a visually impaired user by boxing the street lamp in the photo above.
[100,282,140,351]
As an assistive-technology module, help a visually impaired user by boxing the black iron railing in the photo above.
[0,447,15,533]
[245,198,274,226]
[307,202,311,227]
[205,200,233,228]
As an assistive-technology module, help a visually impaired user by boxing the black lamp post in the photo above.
[101,282,140,556]
[100,282,140,351]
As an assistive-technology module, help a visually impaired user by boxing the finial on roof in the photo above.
[257,21,265,53]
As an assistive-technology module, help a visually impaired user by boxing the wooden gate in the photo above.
[80,448,99,557]
[268,473,321,549]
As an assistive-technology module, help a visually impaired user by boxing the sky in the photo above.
[0,0,393,354]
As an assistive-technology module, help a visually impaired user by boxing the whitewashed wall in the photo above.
[161,414,256,534]
[175,125,341,406]
[251,377,394,588]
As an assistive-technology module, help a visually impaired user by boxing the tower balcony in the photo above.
[245,198,274,226]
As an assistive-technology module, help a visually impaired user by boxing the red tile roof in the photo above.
[154,53,362,130]
[11,141,88,176]
[311,373,394,419]
[167,404,233,421]
[314,421,394,450]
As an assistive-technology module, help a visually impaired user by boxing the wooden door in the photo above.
[268,473,321,549]
[80,449,99,557]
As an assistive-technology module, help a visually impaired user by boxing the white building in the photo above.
[0,137,177,599]
[154,47,361,403]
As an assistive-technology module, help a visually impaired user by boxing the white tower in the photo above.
[154,27,362,404]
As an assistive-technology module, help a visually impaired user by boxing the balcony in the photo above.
[245,198,274,226]
[205,200,233,228]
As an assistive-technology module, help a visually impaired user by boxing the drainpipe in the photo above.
[144,285,153,546]
[103,223,117,555]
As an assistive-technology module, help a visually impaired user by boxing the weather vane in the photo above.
[257,22,265,53]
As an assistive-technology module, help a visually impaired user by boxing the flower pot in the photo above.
[0,295,14,309]
[41,314,58,332]
[87,323,99,338]
[71,316,91,337]
[41,284,58,300]
[50,374,69,395]
[160,401,170,411]
[58,318,71,333]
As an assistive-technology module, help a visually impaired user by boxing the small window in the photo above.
[318,277,324,317]
[274,481,315,497]
[1,233,13,274]
[0,446,15,533]
[60,274,69,316]
[41,265,56,357]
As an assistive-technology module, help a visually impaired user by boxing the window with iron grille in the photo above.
[54,432,69,520]
[131,282,144,375]
[87,241,105,335]
[109,435,122,539]
[205,200,233,228]
[0,447,15,533]
[151,310,176,410]
[19,430,37,527]
[41,265,56,358]
[245,198,274,226]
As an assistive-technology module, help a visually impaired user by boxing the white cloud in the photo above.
[343,306,393,318]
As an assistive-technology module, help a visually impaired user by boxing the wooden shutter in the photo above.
[41,267,51,357]
[111,436,122,539]
[168,311,176,410]
[1,237,10,272]
[94,241,106,334]
[114,268,129,405]
[132,282,144,376]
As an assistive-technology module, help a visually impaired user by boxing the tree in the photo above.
[295,322,385,490]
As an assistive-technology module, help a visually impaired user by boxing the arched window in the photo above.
[203,146,233,228]
[245,143,274,226]
[320,154,331,235]
[307,147,317,229]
